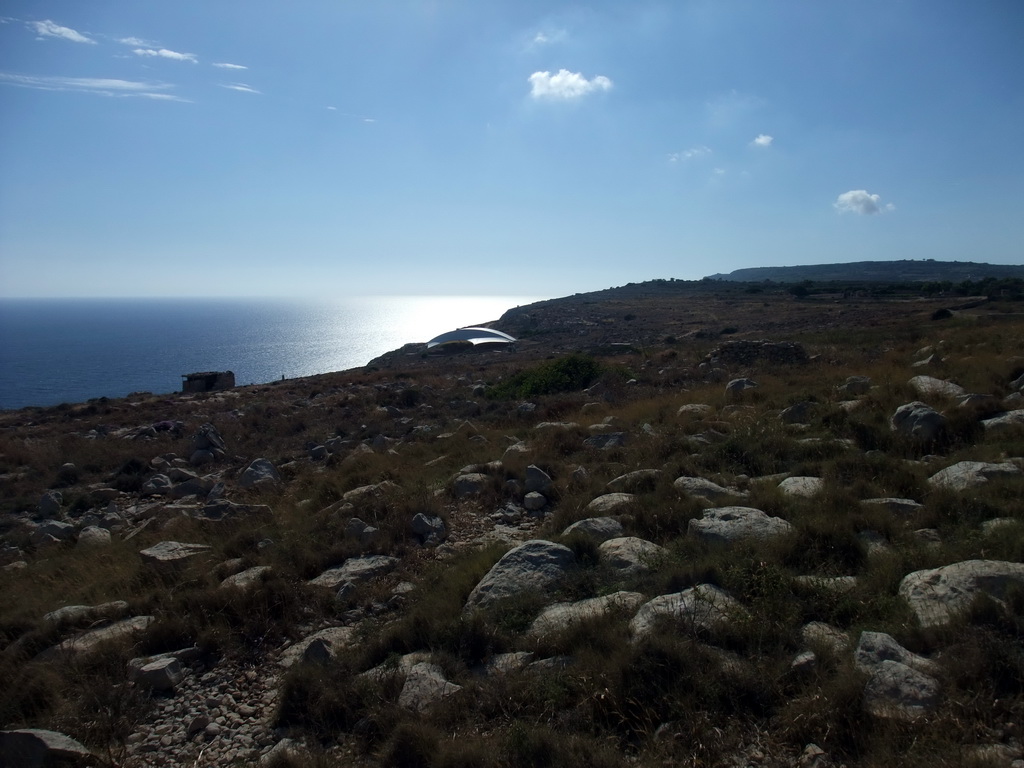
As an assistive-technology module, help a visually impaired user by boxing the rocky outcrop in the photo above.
[898,559,1024,628]
[464,540,575,611]
[0,729,94,767]
[308,555,398,591]
[890,402,946,441]
[630,585,746,640]
[140,541,212,574]
[927,461,1021,491]
[688,507,794,544]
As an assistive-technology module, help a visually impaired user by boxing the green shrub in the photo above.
[487,355,603,400]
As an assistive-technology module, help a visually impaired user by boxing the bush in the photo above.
[487,355,603,400]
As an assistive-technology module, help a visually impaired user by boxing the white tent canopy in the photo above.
[426,326,517,348]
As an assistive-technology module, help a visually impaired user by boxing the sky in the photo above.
[0,1,1022,298]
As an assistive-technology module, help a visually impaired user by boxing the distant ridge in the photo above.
[706,259,1024,283]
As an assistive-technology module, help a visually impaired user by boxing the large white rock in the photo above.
[854,631,937,676]
[239,458,281,488]
[629,584,746,640]
[687,506,793,544]
[908,375,966,399]
[584,493,637,516]
[464,540,575,611]
[927,461,1021,491]
[527,591,646,637]
[890,402,947,441]
[398,662,462,711]
[38,616,155,660]
[308,555,398,590]
[981,410,1024,434]
[599,537,666,575]
[561,516,624,543]
[863,660,940,720]
[899,559,1024,628]
[778,476,824,498]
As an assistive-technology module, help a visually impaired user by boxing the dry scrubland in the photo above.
[1,288,1024,767]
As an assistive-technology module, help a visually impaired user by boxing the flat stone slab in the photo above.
[860,498,924,516]
[630,584,746,640]
[140,541,212,573]
[464,540,575,611]
[673,476,746,503]
[527,591,645,637]
[308,555,399,590]
[927,461,1021,492]
[39,615,154,660]
[688,506,794,544]
[899,559,1024,628]
[599,537,666,575]
[908,375,966,399]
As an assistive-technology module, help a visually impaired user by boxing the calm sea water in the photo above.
[0,296,545,410]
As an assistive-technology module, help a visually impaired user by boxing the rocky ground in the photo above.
[1,283,1024,767]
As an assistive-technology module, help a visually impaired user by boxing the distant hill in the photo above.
[706,260,1024,283]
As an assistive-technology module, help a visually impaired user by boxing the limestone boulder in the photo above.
[908,375,966,399]
[280,627,354,668]
[464,540,575,611]
[673,476,746,504]
[132,656,184,691]
[239,458,281,488]
[410,513,447,546]
[630,585,747,640]
[890,402,946,441]
[863,660,940,720]
[562,516,624,543]
[725,378,758,396]
[0,729,94,767]
[688,506,794,544]
[219,565,271,591]
[524,465,553,494]
[528,591,646,637]
[778,476,824,498]
[38,491,63,518]
[43,601,130,627]
[584,493,636,516]
[854,631,938,676]
[453,473,491,497]
[308,555,399,591]
[38,615,154,660]
[607,469,662,493]
[398,662,462,712]
[780,401,815,425]
[899,559,1024,628]
[981,409,1024,434]
[76,526,111,549]
[140,541,212,574]
[838,376,871,396]
[599,537,666,575]
[927,460,1021,491]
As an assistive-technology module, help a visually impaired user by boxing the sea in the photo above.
[0,296,547,411]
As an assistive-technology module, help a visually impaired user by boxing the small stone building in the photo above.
[182,371,235,394]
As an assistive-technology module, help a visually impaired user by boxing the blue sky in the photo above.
[1,1,1021,298]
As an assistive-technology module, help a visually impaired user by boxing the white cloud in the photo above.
[118,36,153,46]
[751,134,773,147]
[528,69,612,100]
[133,48,198,63]
[668,146,711,163]
[30,19,94,44]
[220,83,261,94]
[834,189,895,215]
[213,62,247,70]
[532,29,566,46]
[0,72,186,100]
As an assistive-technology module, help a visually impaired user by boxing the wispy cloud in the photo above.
[213,62,247,70]
[751,134,773,147]
[834,189,895,215]
[532,29,567,46]
[220,83,261,94]
[0,72,187,101]
[118,36,153,47]
[528,69,612,100]
[133,48,198,63]
[669,146,712,163]
[30,19,94,44]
